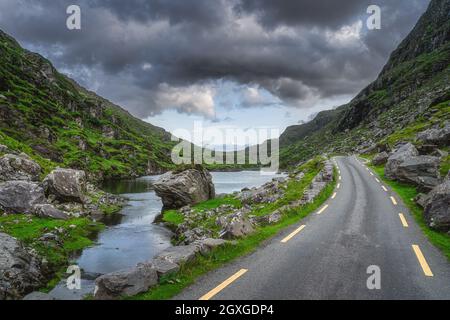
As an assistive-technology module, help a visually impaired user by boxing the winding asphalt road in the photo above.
[175,156,450,300]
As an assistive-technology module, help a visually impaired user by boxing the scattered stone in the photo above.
[195,238,227,255]
[94,263,158,300]
[417,122,450,146]
[0,233,45,300]
[43,168,87,203]
[256,210,283,225]
[0,181,46,214]
[423,175,450,232]
[372,152,389,166]
[220,215,254,239]
[0,154,41,182]
[154,167,215,209]
[32,204,69,220]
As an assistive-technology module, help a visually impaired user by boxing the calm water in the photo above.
[50,170,285,299]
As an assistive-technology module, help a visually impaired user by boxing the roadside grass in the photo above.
[369,164,450,261]
[134,160,336,300]
[0,214,104,291]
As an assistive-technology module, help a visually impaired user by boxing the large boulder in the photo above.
[0,181,46,214]
[155,244,201,265]
[94,263,158,300]
[43,169,87,203]
[153,167,215,209]
[0,233,45,300]
[423,175,450,232]
[0,154,41,182]
[417,122,450,146]
[385,143,419,179]
[372,152,389,166]
[394,156,441,191]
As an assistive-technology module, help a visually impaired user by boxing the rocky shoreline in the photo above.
[88,159,334,300]
[0,148,125,300]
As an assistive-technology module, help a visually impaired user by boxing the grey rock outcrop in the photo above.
[417,122,450,146]
[154,168,215,209]
[0,181,46,214]
[385,143,419,179]
[94,263,158,300]
[393,156,441,191]
[43,168,87,203]
[423,175,450,232]
[0,153,41,182]
[0,233,45,300]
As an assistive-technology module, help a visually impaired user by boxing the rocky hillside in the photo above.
[0,30,177,180]
[279,0,450,169]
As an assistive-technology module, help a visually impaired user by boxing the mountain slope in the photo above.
[279,0,450,168]
[0,30,177,180]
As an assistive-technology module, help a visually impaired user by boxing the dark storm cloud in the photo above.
[0,0,430,118]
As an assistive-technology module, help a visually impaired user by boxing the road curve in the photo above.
[175,156,450,300]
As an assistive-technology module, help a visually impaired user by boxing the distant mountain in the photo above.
[279,0,450,168]
[0,29,177,180]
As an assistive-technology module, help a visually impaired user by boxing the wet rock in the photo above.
[32,204,69,220]
[0,153,41,182]
[0,233,45,300]
[147,258,180,277]
[423,175,450,232]
[154,167,215,209]
[43,168,87,203]
[385,143,419,180]
[155,245,200,265]
[0,181,46,214]
[372,152,389,166]
[94,263,158,300]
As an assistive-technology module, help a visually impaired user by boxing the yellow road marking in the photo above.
[390,196,398,205]
[382,185,388,192]
[281,225,306,243]
[317,204,329,215]
[398,213,408,227]
[199,269,248,300]
[332,192,337,199]
[412,245,433,277]
[337,183,341,189]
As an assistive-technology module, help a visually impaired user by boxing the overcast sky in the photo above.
[0,0,430,145]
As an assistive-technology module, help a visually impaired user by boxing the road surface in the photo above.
[175,156,450,300]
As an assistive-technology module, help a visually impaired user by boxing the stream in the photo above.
[49,171,285,299]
